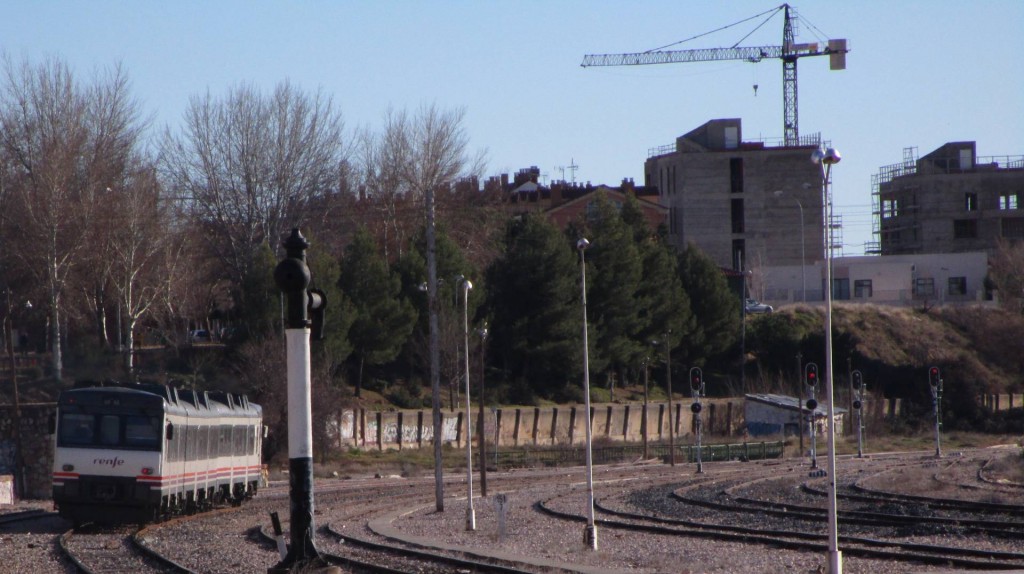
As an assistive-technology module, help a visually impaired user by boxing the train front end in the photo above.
[52,385,167,524]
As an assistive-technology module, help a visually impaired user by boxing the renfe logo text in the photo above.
[93,457,124,468]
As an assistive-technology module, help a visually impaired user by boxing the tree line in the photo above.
[0,56,750,433]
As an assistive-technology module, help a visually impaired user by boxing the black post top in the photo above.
[275,228,311,329]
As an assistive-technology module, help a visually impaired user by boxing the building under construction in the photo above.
[644,118,832,277]
[873,142,1024,255]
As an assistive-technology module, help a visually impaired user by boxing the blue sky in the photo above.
[2,1,1021,255]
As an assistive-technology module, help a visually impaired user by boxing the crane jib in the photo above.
[580,42,847,68]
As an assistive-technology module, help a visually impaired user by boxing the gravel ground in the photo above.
[1,448,1019,574]
[383,454,1018,574]
[0,501,75,574]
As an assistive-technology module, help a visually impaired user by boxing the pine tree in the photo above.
[486,216,581,399]
[338,227,417,397]
[678,243,741,365]
[585,193,644,383]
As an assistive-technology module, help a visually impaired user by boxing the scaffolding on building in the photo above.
[868,147,918,254]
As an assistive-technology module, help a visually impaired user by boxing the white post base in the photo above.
[827,550,842,574]
[583,524,598,550]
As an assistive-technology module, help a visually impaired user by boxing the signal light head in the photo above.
[805,363,819,387]
[689,367,703,392]
[928,366,941,388]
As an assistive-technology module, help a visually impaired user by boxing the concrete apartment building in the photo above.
[874,142,1024,255]
[644,119,828,277]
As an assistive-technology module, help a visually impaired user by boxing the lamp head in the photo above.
[576,238,590,251]
[811,147,826,165]
[822,147,841,165]
[463,279,473,291]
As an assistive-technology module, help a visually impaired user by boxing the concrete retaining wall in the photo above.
[331,399,744,452]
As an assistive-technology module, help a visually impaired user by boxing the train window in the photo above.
[99,415,120,446]
[125,416,160,449]
[234,425,244,455]
[60,413,95,446]
[220,425,230,456]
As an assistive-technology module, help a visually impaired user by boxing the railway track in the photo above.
[525,453,1024,571]
[7,447,1018,573]
[59,524,195,574]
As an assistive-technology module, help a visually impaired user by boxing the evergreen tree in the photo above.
[338,227,416,397]
[234,243,281,341]
[393,225,481,404]
[585,193,644,383]
[620,193,694,359]
[486,215,580,399]
[677,242,741,365]
[306,238,355,375]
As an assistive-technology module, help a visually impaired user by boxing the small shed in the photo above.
[744,393,846,438]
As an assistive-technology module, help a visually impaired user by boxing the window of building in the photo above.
[948,276,966,296]
[730,158,743,193]
[881,199,898,219]
[1002,217,1024,239]
[731,198,744,233]
[959,148,973,170]
[999,193,1018,210]
[854,279,873,298]
[915,278,935,297]
[725,126,739,149]
[965,193,977,211]
[953,219,978,239]
[832,278,850,300]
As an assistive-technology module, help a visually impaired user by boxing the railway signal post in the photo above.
[270,228,336,574]
[929,366,943,458]
[851,370,864,458]
[689,367,704,474]
[804,363,819,469]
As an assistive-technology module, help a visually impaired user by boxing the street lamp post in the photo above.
[577,238,597,550]
[664,336,674,467]
[651,336,674,466]
[641,356,649,460]
[477,326,488,497]
[812,145,843,574]
[459,276,475,531]
[4,289,24,499]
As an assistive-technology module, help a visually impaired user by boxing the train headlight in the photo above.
[62,464,74,472]
[141,467,154,476]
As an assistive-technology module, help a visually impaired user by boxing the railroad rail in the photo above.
[59,525,196,574]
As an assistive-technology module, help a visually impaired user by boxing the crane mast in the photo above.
[581,4,848,146]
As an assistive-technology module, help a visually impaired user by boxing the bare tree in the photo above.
[375,103,483,512]
[104,162,173,371]
[989,238,1024,312]
[0,57,144,380]
[160,81,349,295]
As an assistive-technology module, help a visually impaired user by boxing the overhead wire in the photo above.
[643,5,784,53]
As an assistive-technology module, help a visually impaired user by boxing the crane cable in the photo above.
[643,4,785,53]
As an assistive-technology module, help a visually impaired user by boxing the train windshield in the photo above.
[58,413,162,450]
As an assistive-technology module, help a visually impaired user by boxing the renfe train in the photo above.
[52,381,264,524]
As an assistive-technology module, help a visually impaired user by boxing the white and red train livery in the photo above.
[52,381,263,524]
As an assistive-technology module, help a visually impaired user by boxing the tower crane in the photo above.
[581,4,848,147]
